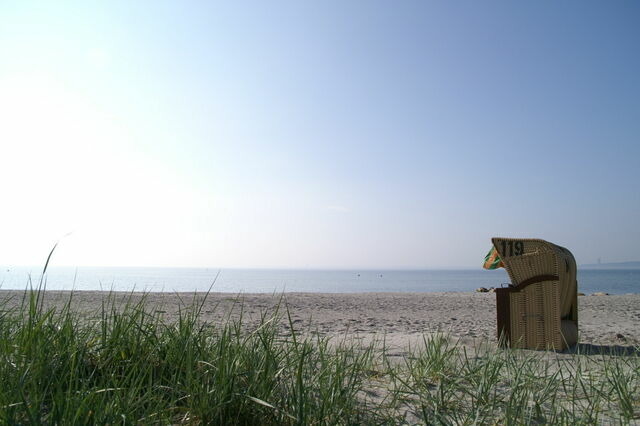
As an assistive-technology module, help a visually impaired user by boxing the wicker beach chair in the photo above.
[491,238,578,350]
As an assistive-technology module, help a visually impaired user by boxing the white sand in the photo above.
[1,290,638,353]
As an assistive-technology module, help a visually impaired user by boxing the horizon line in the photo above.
[4,264,489,271]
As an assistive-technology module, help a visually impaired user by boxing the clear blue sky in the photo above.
[1,1,638,268]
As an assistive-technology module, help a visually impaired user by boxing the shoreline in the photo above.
[2,267,636,295]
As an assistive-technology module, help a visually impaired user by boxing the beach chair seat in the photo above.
[489,238,578,350]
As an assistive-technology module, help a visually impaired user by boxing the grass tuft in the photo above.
[0,289,639,424]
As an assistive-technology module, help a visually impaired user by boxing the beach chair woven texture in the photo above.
[492,238,578,350]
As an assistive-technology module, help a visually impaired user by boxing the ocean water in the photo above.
[1,266,638,295]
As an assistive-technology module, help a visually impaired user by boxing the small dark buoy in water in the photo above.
[357,273,360,277]
[379,274,383,277]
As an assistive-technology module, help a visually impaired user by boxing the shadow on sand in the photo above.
[562,343,640,357]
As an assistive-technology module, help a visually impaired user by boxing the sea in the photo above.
[1,266,638,295]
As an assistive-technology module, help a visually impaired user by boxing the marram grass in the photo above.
[0,290,639,425]
[0,290,383,425]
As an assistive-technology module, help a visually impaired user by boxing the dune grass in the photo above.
[0,289,639,424]
[385,334,640,424]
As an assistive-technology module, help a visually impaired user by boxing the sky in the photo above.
[1,1,639,269]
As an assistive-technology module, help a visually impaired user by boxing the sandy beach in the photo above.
[2,289,639,423]
[2,290,638,353]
